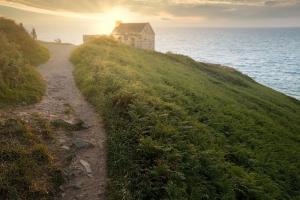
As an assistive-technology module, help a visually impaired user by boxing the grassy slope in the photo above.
[0,17,49,108]
[0,18,60,199]
[71,37,300,200]
[0,17,49,66]
[0,115,63,199]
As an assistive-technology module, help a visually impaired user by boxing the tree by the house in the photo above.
[31,28,37,40]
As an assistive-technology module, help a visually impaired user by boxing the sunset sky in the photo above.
[0,0,299,43]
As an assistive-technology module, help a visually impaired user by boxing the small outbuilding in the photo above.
[83,34,103,43]
[111,21,155,50]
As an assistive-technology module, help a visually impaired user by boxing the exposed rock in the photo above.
[68,169,84,178]
[69,182,82,190]
[97,192,105,198]
[79,159,92,174]
[74,194,86,199]
[73,138,94,150]
[51,119,88,131]
[59,185,65,192]
[58,138,66,143]
[67,118,89,130]
[61,145,70,150]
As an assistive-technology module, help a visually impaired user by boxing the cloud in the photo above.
[0,0,299,22]
[147,0,300,19]
[0,1,98,18]
[0,0,121,12]
[264,0,297,6]
[1,0,298,13]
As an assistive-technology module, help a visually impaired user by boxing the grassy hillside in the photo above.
[0,17,49,65]
[71,37,300,200]
[0,17,49,108]
[0,115,63,199]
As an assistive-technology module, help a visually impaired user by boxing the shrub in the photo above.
[0,118,62,200]
[0,18,49,107]
[0,17,49,65]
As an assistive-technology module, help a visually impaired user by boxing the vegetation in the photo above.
[0,17,49,108]
[0,19,56,199]
[0,115,63,199]
[31,28,37,41]
[0,18,49,65]
[71,37,300,200]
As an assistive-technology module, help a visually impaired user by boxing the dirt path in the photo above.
[18,43,106,200]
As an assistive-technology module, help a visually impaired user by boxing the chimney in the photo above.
[115,20,122,27]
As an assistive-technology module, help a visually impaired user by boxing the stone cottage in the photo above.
[111,21,155,50]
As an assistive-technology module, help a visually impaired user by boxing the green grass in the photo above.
[71,37,300,200]
[0,115,63,199]
[0,17,49,108]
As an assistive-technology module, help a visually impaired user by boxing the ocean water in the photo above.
[156,28,300,100]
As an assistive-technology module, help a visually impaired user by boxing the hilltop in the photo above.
[71,37,300,200]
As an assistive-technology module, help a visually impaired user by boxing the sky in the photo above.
[0,0,299,43]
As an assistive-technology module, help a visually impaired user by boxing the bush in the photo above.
[0,118,62,200]
[0,17,49,65]
[0,18,49,107]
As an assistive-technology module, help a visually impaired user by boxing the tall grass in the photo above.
[0,116,63,199]
[0,17,49,66]
[71,37,300,200]
[0,18,49,108]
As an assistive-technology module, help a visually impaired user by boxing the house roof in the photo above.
[112,23,154,35]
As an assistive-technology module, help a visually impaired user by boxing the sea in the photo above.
[156,28,300,100]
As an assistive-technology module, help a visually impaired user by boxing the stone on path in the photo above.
[73,138,94,150]
[80,159,92,174]
[51,118,88,131]
[59,138,66,144]
[69,182,82,190]
[61,145,70,150]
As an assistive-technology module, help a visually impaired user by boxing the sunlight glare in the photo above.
[99,7,132,34]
